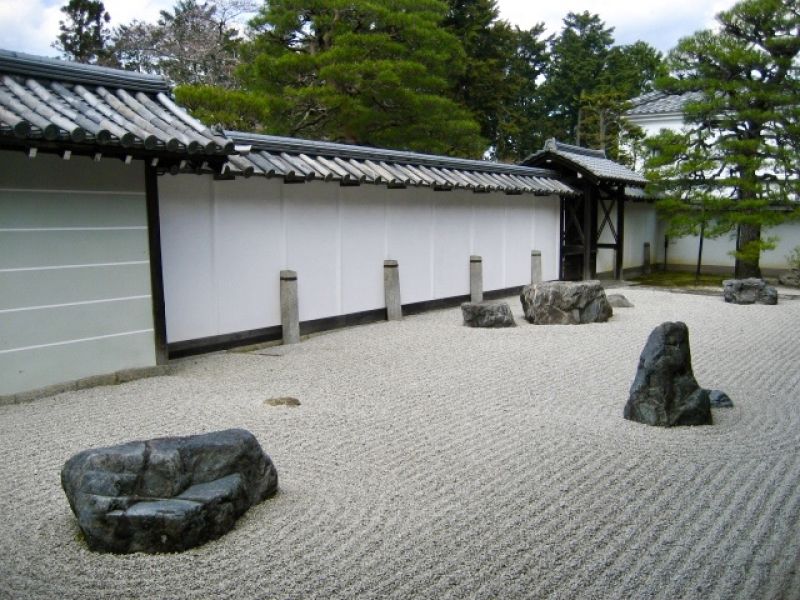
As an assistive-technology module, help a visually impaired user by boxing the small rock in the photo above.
[607,293,634,308]
[265,397,301,407]
[723,278,778,305]
[707,389,733,408]
[778,270,800,288]
[461,301,516,328]
[624,321,712,427]
[520,280,613,325]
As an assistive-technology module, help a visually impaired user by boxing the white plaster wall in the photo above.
[0,151,155,395]
[662,221,800,272]
[594,201,659,275]
[628,112,799,272]
[159,175,561,343]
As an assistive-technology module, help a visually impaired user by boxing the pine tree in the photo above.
[53,0,111,64]
[648,0,800,277]
[541,12,615,145]
[236,0,486,156]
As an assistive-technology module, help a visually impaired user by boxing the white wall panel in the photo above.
[340,186,386,314]
[624,203,659,269]
[531,196,561,281]
[284,182,340,321]
[386,191,434,304]
[504,195,535,287]
[213,178,283,334]
[473,195,506,290]
[432,191,472,298]
[0,151,155,396]
[159,175,217,341]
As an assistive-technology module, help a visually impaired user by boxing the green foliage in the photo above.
[52,0,111,64]
[175,85,271,131]
[541,12,614,144]
[647,0,800,276]
[235,0,485,156]
[442,1,551,160]
[536,12,664,157]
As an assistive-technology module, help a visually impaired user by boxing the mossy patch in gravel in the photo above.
[264,397,301,407]
[631,271,726,288]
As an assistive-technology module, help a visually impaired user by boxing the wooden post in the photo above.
[144,162,168,364]
[531,250,542,285]
[615,195,625,280]
[280,270,300,344]
[384,260,402,321]
[470,255,483,302]
[643,243,651,276]
[583,184,593,281]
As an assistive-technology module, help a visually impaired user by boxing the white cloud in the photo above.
[0,0,174,57]
[496,0,740,52]
[0,0,741,58]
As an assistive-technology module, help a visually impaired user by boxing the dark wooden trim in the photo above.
[167,285,526,358]
[582,183,593,280]
[616,193,625,279]
[169,325,284,358]
[559,195,565,280]
[144,163,169,365]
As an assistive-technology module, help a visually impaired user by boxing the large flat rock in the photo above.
[61,428,278,553]
[520,280,613,325]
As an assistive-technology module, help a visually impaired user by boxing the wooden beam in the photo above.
[145,162,169,365]
[559,195,565,280]
[583,184,592,281]
[616,193,625,280]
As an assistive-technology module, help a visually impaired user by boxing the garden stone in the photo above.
[607,294,634,308]
[461,301,516,328]
[520,280,612,325]
[778,269,800,288]
[723,278,778,305]
[61,428,278,554]
[624,321,712,427]
[707,389,733,408]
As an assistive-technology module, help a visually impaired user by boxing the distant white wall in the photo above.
[595,201,659,275]
[628,111,798,272]
[660,221,800,273]
[0,151,156,396]
[159,175,560,343]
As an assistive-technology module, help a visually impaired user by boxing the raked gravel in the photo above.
[2,288,800,600]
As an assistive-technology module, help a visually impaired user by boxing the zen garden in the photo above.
[0,0,798,599]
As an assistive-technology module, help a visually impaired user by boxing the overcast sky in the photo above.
[0,0,739,59]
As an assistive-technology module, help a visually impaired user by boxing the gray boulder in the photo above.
[61,428,278,553]
[723,278,778,305]
[624,321,712,427]
[778,270,800,288]
[461,301,516,328]
[520,280,613,325]
[607,293,634,308]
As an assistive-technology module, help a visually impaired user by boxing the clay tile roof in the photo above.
[0,49,234,156]
[522,138,647,186]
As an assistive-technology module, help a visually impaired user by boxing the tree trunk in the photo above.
[735,223,762,279]
[695,221,705,285]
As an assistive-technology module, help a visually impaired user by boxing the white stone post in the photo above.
[280,269,300,344]
[531,250,542,285]
[384,260,402,321]
[470,255,483,303]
